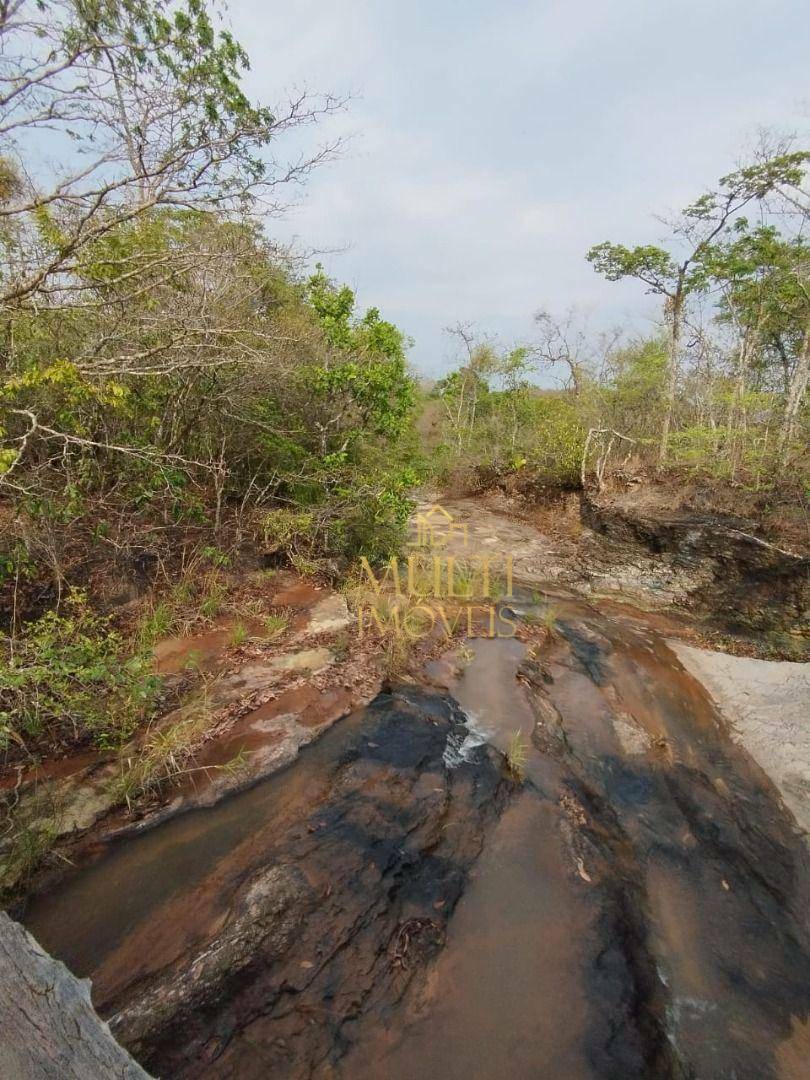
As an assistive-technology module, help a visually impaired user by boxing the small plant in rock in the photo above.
[541,605,559,638]
[506,729,528,780]
[526,604,559,639]
[264,611,290,640]
[110,692,214,808]
[380,633,412,679]
[457,643,475,666]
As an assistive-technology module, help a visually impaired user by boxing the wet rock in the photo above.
[516,655,554,687]
[175,688,357,809]
[557,618,613,684]
[611,713,653,756]
[98,689,513,1076]
[109,864,309,1052]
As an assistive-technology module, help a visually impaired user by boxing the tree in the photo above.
[0,3,421,584]
[433,325,499,450]
[0,0,341,308]
[304,266,415,451]
[532,309,593,396]
[699,223,810,467]
[587,151,809,465]
[0,0,342,496]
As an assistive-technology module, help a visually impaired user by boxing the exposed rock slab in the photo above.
[671,641,810,837]
[0,911,151,1079]
[296,593,352,638]
[96,689,514,1076]
[208,647,334,704]
[581,495,810,634]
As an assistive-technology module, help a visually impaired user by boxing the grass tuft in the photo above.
[506,728,528,780]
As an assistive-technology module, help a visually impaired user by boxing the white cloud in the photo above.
[228,0,809,374]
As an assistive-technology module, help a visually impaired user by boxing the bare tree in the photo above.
[532,309,590,395]
[0,0,344,308]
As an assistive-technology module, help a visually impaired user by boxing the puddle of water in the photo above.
[446,637,534,749]
[153,616,270,675]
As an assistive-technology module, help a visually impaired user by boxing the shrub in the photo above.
[0,589,160,752]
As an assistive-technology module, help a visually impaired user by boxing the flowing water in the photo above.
[20,501,810,1078]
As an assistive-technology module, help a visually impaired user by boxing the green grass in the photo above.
[523,603,559,637]
[541,605,559,636]
[200,582,225,619]
[264,612,290,640]
[182,648,203,672]
[136,601,174,649]
[0,789,61,893]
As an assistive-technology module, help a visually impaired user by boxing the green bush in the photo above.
[0,590,160,751]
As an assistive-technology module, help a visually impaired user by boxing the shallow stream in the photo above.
[22,503,810,1078]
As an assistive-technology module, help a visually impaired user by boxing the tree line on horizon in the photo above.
[429,138,809,497]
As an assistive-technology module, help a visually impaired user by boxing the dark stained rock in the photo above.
[581,494,810,634]
[103,689,514,1077]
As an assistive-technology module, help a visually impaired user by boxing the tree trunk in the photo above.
[728,330,754,477]
[0,912,151,1078]
[658,290,683,467]
[777,314,810,459]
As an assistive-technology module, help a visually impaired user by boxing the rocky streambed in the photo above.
[7,499,810,1078]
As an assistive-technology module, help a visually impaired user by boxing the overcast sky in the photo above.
[230,0,808,379]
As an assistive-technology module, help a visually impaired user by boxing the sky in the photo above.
[229,0,809,380]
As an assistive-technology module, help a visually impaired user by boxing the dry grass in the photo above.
[506,729,529,780]
[264,611,290,640]
[0,787,61,892]
[109,691,216,808]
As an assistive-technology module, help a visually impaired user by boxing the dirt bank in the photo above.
[581,492,810,638]
[465,479,809,648]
